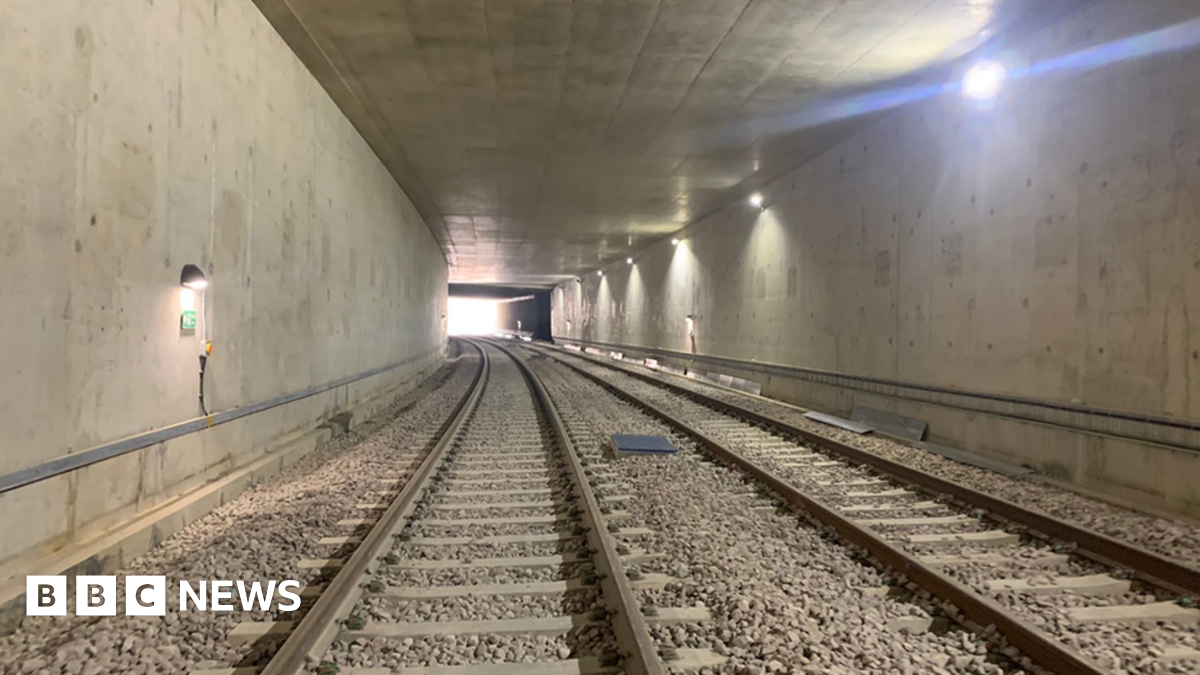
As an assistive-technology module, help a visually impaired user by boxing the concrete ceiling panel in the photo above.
[404,0,489,44]
[250,0,1088,282]
[493,47,569,94]
[487,0,575,53]
[568,0,661,55]
[640,0,754,57]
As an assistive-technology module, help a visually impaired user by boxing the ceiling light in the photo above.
[180,264,208,290]
[962,61,1005,101]
[749,193,764,208]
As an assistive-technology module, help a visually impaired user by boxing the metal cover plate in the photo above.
[611,434,678,455]
[851,406,928,441]
[804,411,874,435]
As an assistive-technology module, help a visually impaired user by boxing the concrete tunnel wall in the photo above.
[553,0,1200,517]
[0,0,447,568]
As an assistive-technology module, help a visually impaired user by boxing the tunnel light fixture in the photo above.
[671,238,680,246]
[179,263,212,414]
[626,257,633,264]
[180,264,208,290]
[962,61,1006,102]
[179,264,208,333]
[749,193,764,209]
[597,270,603,277]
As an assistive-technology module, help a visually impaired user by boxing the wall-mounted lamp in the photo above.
[749,193,764,209]
[180,264,208,289]
[626,257,633,264]
[597,270,603,277]
[179,264,208,330]
[180,263,213,416]
[671,238,680,246]
[575,278,582,284]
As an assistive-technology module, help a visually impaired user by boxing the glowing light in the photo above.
[1025,17,1200,78]
[447,297,500,336]
[597,270,603,277]
[749,193,764,208]
[674,18,1200,153]
[180,263,208,290]
[626,257,633,264]
[179,288,196,311]
[671,238,680,246]
[962,61,1006,101]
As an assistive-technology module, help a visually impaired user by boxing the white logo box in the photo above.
[26,576,301,616]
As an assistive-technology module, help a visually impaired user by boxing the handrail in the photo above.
[557,337,1200,451]
[0,344,445,495]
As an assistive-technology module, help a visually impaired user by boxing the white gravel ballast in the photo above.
[0,353,481,675]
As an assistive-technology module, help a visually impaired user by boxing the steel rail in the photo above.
[535,345,1112,675]
[552,345,1200,600]
[491,340,665,675]
[260,340,489,675]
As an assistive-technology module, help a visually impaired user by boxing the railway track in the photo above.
[528,343,1200,675]
[211,340,716,675]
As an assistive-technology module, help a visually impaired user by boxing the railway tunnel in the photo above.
[3,0,1200,673]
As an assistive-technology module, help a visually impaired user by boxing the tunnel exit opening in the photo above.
[447,297,501,336]
[449,284,554,341]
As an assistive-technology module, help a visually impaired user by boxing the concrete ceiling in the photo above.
[252,0,1082,284]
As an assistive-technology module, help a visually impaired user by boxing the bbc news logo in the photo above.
[27,576,303,616]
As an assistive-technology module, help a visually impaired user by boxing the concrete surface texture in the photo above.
[553,0,1200,514]
[0,0,447,565]
[247,0,1085,282]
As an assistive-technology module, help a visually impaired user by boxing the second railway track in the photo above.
[528,342,1200,675]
